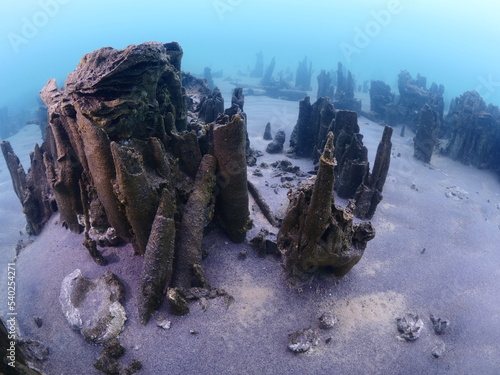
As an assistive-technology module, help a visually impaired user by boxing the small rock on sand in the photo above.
[287,328,319,353]
[396,313,424,341]
[431,340,446,358]
[318,312,337,330]
[156,317,171,330]
[430,314,450,335]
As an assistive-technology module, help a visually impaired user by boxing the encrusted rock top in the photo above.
[66,42,173,94]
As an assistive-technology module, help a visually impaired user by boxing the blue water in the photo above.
[1,0,499,131]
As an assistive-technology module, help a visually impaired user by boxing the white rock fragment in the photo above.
[156,317,171,330]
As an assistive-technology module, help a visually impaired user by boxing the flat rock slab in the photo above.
[60,269,126,344]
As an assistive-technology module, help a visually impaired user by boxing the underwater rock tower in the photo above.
[278,133,376,280]
[1,41,253,323]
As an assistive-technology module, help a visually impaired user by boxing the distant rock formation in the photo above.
[0,106,17,140]
[1,140,56,235]
[261,57,276,87]
[317,70,334,99]
[289,96,335,159]
[333,62,361,113]
[257,57,307,101]
[204,67,215,90]
[386,70,444,132]
[231,87,245,110]
[288,96,393,219]
[295,56,313,91]
[182,72,212,119]
[414,104,440,163]
[1,41,251,324]
[250,50,264,78]
[278,133,376,281]
[445,91,500,175]
[369,80,393,120]
[333,110,369,199]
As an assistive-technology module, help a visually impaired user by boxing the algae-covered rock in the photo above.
[138,188,177,324]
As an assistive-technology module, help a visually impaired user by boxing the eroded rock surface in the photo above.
[333,62,361,112]
[369,80,393,120]
[317,70,334,100]
[0,141,56,235]
[445,91,500,175]
[386,70,444,132]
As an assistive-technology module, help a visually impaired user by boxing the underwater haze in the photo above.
[0,0,499,136]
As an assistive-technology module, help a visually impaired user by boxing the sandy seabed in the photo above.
[1,88,500,375]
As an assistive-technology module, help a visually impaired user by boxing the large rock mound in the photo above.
[60,269,126,344]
